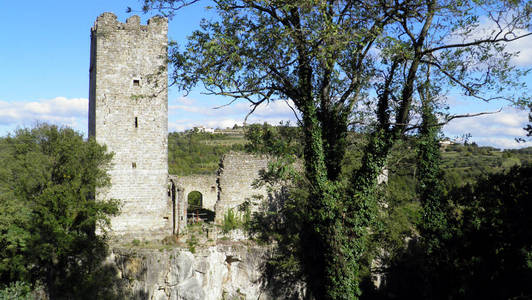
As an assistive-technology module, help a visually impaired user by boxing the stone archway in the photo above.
[187,191,203,211]
[187,191,214,223]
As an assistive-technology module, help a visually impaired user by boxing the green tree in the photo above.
[244,122,303,156]
[383,164,532,300]
[443,165,532,299]
[142,0,531,298]
[0,124,120,299]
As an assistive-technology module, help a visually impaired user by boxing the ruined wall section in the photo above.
[168,176,186,235]
[215,153,270,223]
[89,13,169,239]
[177,174,218,211]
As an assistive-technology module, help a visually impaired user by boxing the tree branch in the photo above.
[423,32,532,55]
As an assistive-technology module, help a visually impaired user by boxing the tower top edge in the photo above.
[91,12,167,32]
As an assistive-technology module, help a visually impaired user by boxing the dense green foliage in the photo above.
[0,124,121,299]
[0,281,32,300]
[240,123,532,299]
[380,164,532,300]
[168,130,244,175]
[441,165,532,299]
[245,123,303,157]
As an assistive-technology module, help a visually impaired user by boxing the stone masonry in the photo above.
[214,152,270,223]
[177,174,218,211]
[88,13,284,239]
[170,153,272,227]
[89,13,169,239]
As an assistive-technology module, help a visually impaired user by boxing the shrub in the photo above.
[222,209,240,233]
[0,281,33,300]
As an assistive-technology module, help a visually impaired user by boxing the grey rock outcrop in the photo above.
[110,244,272,300]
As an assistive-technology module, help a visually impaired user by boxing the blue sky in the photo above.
[0,1,531,149]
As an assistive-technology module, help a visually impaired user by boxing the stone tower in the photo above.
[89,13,169,238]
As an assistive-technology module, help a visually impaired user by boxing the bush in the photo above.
[222,209,240,233]
[0,282,33,300]
[0,124,120,299]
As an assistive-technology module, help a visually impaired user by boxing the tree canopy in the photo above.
[0,124,120,299]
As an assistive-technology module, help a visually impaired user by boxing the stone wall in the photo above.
[168,177,186,236]
[168,153,273,226]
[215,152,270,223]
[89,13,169,239]
[176,174,218,211]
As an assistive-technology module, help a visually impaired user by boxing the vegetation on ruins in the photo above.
[0,124,121,299]
[144,0,532,298]
[243,122,532,299]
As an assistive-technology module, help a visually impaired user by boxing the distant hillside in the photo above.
[168,128,532,184]
[168,129,245,176]
[441,144,532,186]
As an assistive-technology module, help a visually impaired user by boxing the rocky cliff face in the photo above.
[109,243,272,300]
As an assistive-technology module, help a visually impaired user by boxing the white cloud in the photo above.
[174,96,196,105]
[6,96,527,150]
[507,34,532,66]
[205,119,244,129]
[0,97,88,135]
[447,16,532,67]
[168,98,300,130]
[443,107,531,149]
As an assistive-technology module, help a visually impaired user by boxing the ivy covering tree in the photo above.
[142,0,531,298]
[0,124,120,299]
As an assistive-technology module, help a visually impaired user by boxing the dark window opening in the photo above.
[135,117,138,128]
[132,162,137,168]
[133,79,140,86]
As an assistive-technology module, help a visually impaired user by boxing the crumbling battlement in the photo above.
[92,12,167,32]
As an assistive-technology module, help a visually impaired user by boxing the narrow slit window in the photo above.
[133,79,140,86]
[132,162,137,168]
[134,117,138,128]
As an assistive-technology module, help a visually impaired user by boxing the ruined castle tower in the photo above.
[89,13,169,238]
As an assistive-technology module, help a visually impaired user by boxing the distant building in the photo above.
[194,126,215,133]
[439,139,455,146]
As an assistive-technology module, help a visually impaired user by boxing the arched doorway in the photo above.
[188,191,203,210]
[187,191,214,223]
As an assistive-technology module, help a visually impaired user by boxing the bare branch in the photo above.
[285,99,302,125]
[348,108,502,131]
[423,32,532,55]
[404,108,503,131]
[212,98,239,110]
[421,59,513,102]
